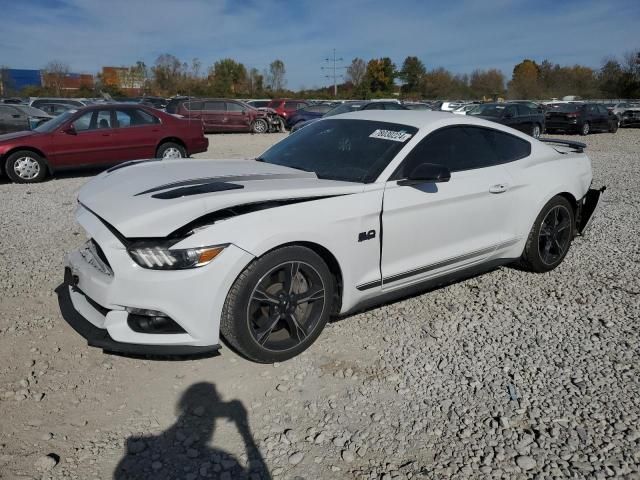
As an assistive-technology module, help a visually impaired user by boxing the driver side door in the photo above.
[380,126,516,291]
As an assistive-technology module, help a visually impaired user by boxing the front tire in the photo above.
[580,122,590,136]
[4,150,47,183]
[220,246,334,363]
[251,118,268,134]
[156,142,186,159]
[520,196,575,273]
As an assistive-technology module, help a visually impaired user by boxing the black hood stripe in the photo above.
[134,172,317,197]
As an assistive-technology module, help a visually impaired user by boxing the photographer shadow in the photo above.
[114,382,271,480]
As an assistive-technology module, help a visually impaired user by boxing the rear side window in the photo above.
[115,109,159,127]
[484,129,531,163]
[185,101,203,111]
[396,126,530,178]
[284,101,300,110]
[597,105,608,115]
[516,105,531,116]
[204,101,225,111]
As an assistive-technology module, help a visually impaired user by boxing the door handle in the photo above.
[489,184,508,194]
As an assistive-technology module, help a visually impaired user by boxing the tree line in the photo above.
[10,49,640,100]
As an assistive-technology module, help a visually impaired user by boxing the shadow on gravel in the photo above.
[113,382,271,480]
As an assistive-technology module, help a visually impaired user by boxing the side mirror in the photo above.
[62,124,77,135]
[398,163,451,186]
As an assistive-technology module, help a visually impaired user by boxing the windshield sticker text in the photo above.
[369,129,412,142]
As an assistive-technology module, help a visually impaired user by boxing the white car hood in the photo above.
[78,158,364,238]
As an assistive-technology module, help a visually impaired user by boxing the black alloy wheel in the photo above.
[247,261,326,351]
[538,204,573,266]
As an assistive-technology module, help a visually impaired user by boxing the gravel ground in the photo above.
[0,129,639,480]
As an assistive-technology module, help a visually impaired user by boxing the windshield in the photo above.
[323,103,361,117]
[34,110,76,133]
[257,119,417,183]
[467,104,505,117]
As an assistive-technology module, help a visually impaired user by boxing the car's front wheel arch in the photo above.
[2,146,52,174]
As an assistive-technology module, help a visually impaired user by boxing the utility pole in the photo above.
[321,49,347,97]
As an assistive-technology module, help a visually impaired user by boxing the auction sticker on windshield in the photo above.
[369,129,412,142]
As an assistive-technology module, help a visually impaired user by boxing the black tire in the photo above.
[220,246,334,363]
[580,122,590,136]
[520,196,575,273]
[4,150,47,183]
[609,120,618,133]
[156,142,186,159]
[531,123,542,138]
[251,118,268,134]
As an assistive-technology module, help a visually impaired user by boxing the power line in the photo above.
[321,49,347,97]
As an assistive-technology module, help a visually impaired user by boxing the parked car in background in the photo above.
[616,102,640,127]
[0,104,52,133]
[177,99,280,133]
[1,97,25,104]
[467,103,545,138]
[286,103,335,129]
[507,100,545,112]
[30,98,89,109]
[35,102,75,116]
[290,101,409,133]
[266,99,310,122]
[139,96,168,110]
[544,103,618,135]
[439,101,465,111]
[0,104,208,183]
[165,96,191,114]
[403,102,432,110]
[452,104,479,115]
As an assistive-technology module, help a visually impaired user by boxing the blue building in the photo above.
[1,69,43,95]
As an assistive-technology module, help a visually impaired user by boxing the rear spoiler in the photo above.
[539,138,586,153]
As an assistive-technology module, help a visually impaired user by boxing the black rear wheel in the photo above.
[220,246,334,363]
[520,196,574,273]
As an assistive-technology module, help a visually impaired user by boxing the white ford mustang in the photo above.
[61,111,603,363]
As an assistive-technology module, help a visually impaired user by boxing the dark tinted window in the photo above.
[362,103,386,110]
[597,105,608,115]
[516,105,531,116]
[226,102,244,112]
[204,101,225,111]
[396,126,530,178]
[115,108,159,127]
[185,101,203,111]
[485,129,531,162]
[548,103,582,112]
[384,103,406,110]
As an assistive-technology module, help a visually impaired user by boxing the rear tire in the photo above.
[156,142,186,159]
[520,196,574,273]
[609,120,618,133]
[580,122,590,136]
[220,246,334,363]
[4,150,47,183]
[531,123,541,138]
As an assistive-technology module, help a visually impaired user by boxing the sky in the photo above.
[1,0,638,90]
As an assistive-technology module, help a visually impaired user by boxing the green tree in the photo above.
[209,58,247,95]
[399,56,426,94]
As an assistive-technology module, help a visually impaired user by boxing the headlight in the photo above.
[127,240,226,270]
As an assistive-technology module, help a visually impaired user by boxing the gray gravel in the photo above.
[0,129,639,479]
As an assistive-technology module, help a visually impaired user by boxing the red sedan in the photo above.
[0,103,208,183]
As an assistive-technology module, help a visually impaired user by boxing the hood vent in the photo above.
[151,182,244,199]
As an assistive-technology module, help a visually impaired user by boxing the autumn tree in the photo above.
[398,56,426,94]
[43,60,70,96]
[366,57,395,93]
[346,58,367,87]
[469,68,504,99]
[508,59,541,99]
